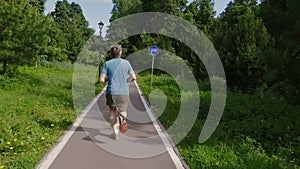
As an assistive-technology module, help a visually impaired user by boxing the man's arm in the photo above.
[99,73,107,83]
[127,71,136,83]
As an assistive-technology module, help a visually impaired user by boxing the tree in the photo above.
[141,0,188,16]
[110,0,142,22]
[29,0,46,14]
[108,0,221,80]
[186,0,215,35]
[172,0,216,79]
[44,20,69,62]
[0,0,50,74]
[214,1,271,91]
[108,0,143,56]
[259,0,300,103]
[50,0,94,63]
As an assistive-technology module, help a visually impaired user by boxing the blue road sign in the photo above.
[149,46,159,56]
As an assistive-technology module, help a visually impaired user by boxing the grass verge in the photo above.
[0,63,76,168]
[137,72,300,169]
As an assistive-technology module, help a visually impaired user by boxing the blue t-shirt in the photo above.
[101,58,133,95]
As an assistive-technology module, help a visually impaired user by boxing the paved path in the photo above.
[36,83,187,169]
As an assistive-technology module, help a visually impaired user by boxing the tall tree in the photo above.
[0,0,50,74]
[44,20,69,62]
[138,0,188,54]
[214,1,271,91]
[50,0,94,63]
[169,0,216,79]
[108,0,143,56]
[186,0,215,35]
[259,0,300,103]
[141,0,187,16]
[29,0,46,14]
[110,0,142,22]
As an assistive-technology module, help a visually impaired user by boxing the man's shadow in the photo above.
[78,126,116,144]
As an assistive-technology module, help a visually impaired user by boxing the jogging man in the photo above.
[99,45,136,140]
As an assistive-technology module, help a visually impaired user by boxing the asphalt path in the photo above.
[36,83,187,169]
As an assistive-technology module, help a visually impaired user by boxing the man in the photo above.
[99,45,136,140]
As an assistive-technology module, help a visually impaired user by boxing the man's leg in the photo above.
[109,107,119,139]
[119,111,127,120]
[107,94,119,139]
[113,95,129,120]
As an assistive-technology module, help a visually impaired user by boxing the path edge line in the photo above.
[134,82,189,169]
[35,87,107,169]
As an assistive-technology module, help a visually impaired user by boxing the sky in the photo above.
[45,0,231,36]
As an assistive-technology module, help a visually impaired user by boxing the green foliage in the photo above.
[179,136,296,169]
[111,0,142,21]
[0,0,95,68]
[259,0,300,103]
[196,93,299,168]
[140,0,187,15]
[44,20,69,62]
[0,64,76,168]
[186,0,215,35]
[137,72,181,128]
[0,0,50,74]
[0,0,299,166]
[76,35,101,64]
[50,0,94,63]
[138,73,300,168]
[214,2,271,91]
[29,0,46,14]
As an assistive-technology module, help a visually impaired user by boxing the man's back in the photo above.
[103,58,133,95]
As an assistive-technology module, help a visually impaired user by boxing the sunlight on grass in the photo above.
[0,65,298,168]
[137,72,300,169]
[0,63,76,168]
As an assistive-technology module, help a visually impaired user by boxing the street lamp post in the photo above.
[98,21,104,81]
[98,21,104,39]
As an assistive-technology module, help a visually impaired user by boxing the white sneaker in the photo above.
[114,134,119,140]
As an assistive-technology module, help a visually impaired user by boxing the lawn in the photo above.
[137,71,300,169]
[0,64,299,169]
[0,63,77,168]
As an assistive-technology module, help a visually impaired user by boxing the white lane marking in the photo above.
[37,83,185,169]
[134,81,185,169]
[35,88,106,169]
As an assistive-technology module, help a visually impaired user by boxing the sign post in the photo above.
[149,46,159,88]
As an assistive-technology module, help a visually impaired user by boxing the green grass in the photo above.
[137,72,300,169]
[0,63,77,168]
[0,64,299,169]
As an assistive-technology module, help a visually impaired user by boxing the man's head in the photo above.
[111,45,122,58]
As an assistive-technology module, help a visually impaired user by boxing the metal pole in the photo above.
[150,55,154,88]
[98,31,102,81]
[98,21,104,81]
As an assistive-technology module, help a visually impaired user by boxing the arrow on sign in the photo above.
[149,46,159,56]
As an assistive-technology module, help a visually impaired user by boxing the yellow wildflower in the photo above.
[9,147,13,150]
[41,137,45,140]
[6,142,11,145]
[0,165,4,169]
[14,139,17,142]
